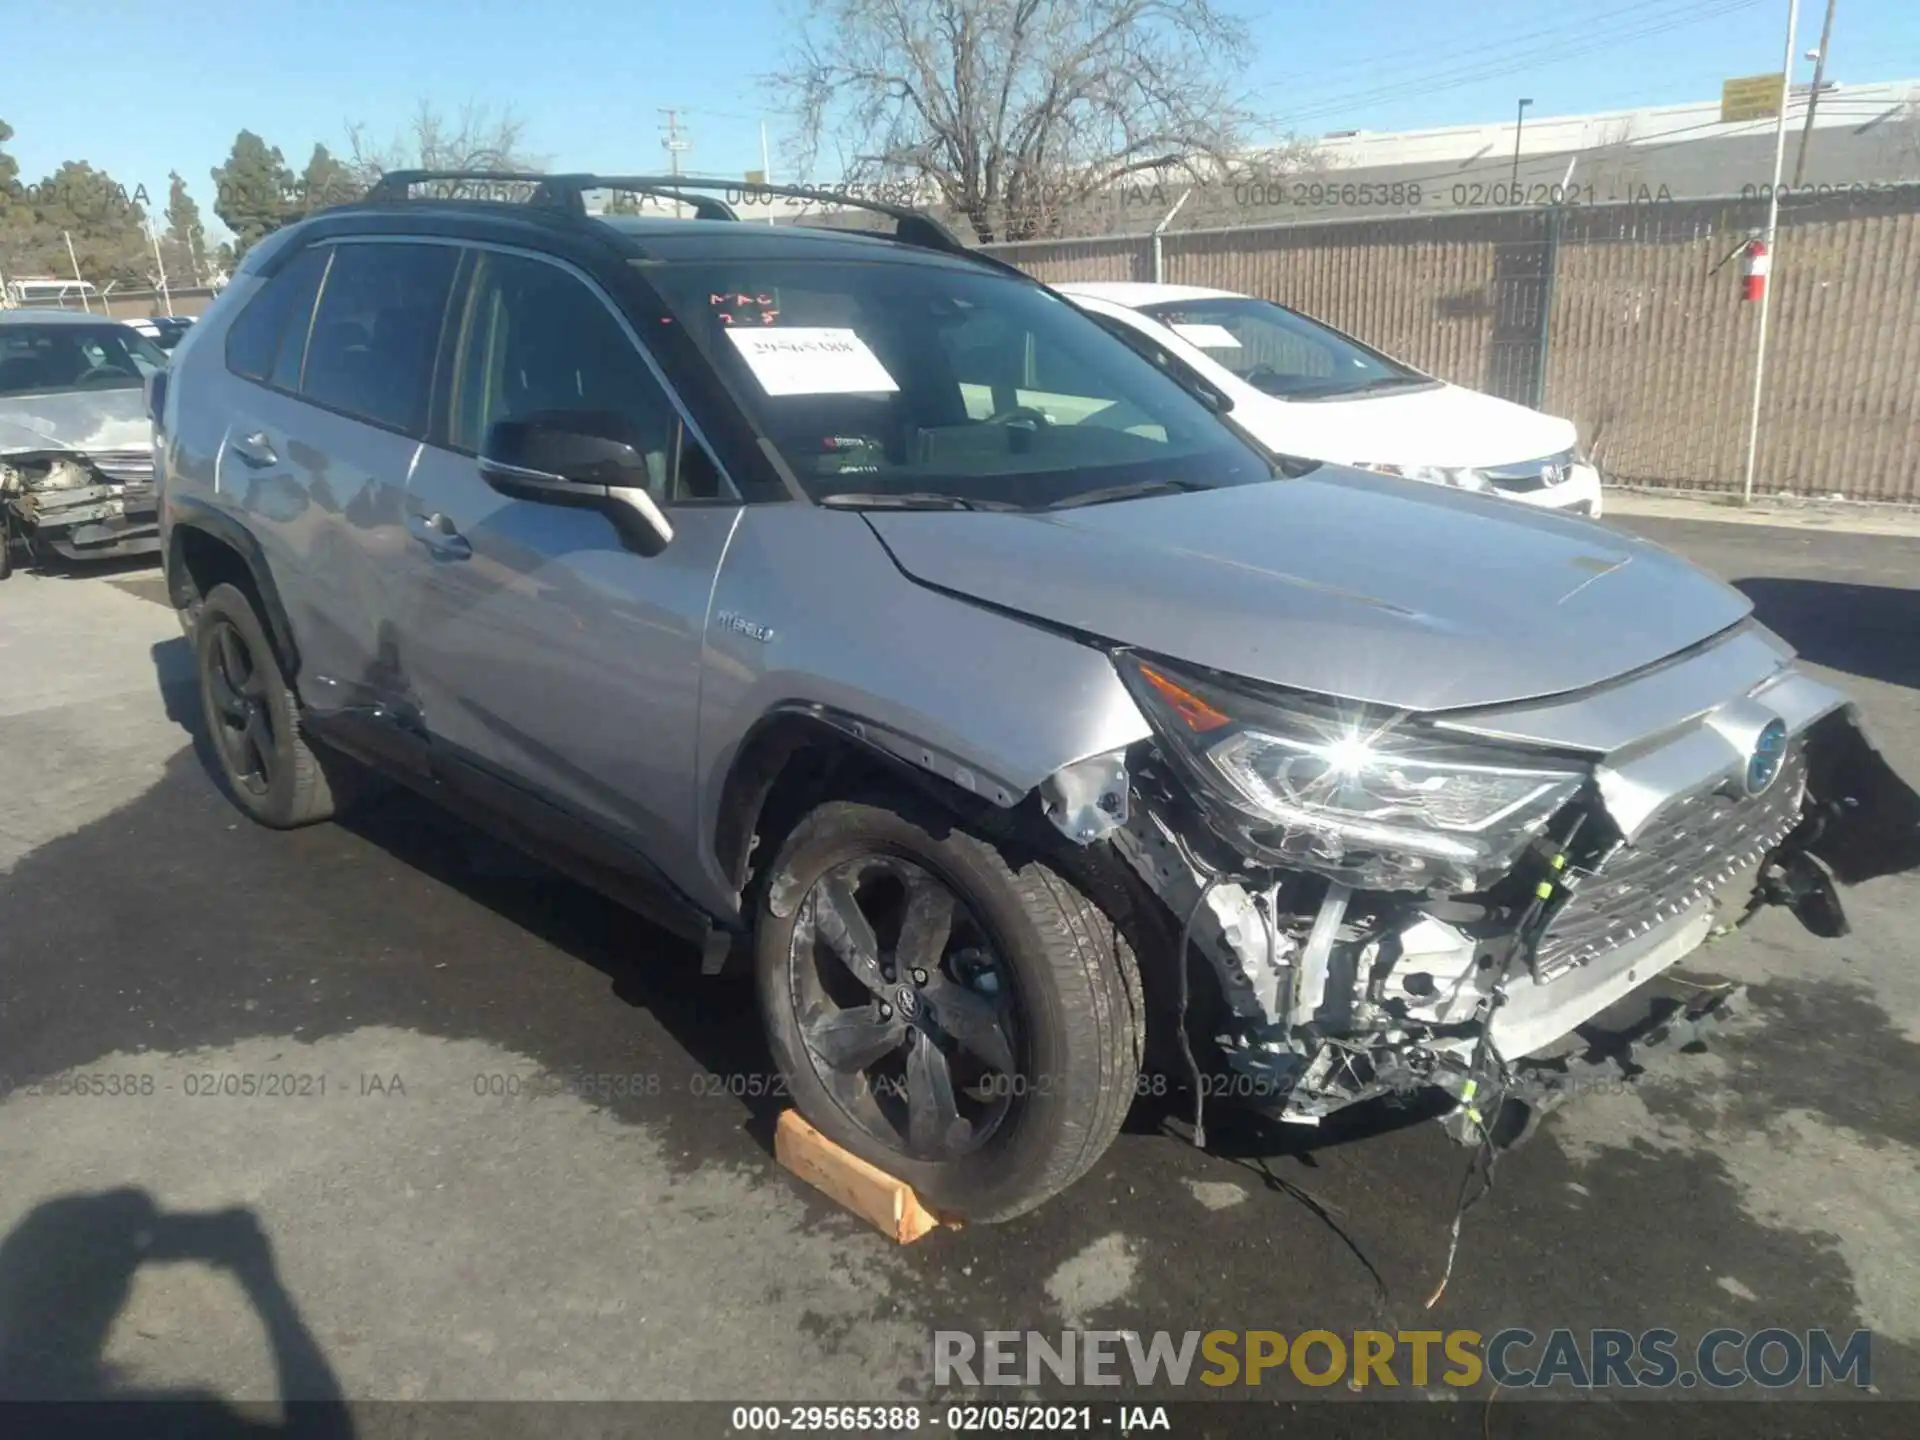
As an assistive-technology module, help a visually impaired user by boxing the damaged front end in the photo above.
[1040,648,1920,1149]
[0,447,159,565]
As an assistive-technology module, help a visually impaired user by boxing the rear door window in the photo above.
[224,244,330,383]
[299,241,460,436]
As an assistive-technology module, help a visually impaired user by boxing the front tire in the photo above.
[755,795,1143,1222]
[193,582,339,829]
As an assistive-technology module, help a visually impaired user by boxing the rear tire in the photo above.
[193,582,339,829]
[755,794,1143,1222]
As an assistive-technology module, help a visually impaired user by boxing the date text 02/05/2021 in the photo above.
[727,1405,1169,1433]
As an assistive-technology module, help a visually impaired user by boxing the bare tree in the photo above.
[1583,119,1646,202]
[344,100,549,197]
[769,0,1281,242]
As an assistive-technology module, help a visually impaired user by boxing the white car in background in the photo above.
[1057,282,1605,517]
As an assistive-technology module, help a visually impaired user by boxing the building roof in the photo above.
[981,78,1920,239]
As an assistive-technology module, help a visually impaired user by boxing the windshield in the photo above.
[0,323,167,398]
[645,259,1276,506]
[1137,296,1426,400]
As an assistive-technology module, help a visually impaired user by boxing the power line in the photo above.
[1276,0,1763,125]
[1255,0,1705,98]
[1271,0,1766,128]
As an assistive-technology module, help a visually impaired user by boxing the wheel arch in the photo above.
[166,499,300,681]
[708,706,1178,1051]
[711,706,1039,910]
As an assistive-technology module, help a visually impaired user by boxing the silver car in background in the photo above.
[0,308,168,576]
[154,172,1920,1221]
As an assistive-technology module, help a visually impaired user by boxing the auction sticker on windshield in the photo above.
[725,327,901,395]
[1168,322,1241,349]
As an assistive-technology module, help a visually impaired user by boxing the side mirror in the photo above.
[478,412,674,557]
[145,367,169,426]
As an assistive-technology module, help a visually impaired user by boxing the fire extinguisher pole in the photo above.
[1742,0,1802,505]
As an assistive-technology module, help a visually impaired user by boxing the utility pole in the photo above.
[1792,0,1838,186]
[659,109,691,219]
[1511,98,1534,198]
[761,120,776,225]
[148,220,173,316]
[1741,0,1802,505]
[63,231,91,313]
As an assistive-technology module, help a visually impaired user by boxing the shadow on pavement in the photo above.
[150,636,789,1153]
[0,1188,352,1437]
[1737,577,1920,690]
[145,635,1493,1186]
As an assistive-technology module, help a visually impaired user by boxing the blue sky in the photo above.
[5,0,1917,238]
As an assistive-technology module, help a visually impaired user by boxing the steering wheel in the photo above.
[1240,363,1284,388]
[983,405,1052,428]
[76,365,129,385]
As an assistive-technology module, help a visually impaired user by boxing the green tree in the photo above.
[18,161,152,284]
[0,118,19,198]
[297,143,360,212]
[0,119,24,284]
[211,130,296,258]
[162,171,208,285]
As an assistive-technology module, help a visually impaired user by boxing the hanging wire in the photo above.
[1175,874,1226,1150]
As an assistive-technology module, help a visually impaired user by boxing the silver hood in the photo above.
[0,387,151,457]
[864,468,1752,713]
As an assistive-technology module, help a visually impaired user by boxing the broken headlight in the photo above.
[1118,654,1586,890]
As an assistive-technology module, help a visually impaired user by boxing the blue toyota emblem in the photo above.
[1745,718,1788,796]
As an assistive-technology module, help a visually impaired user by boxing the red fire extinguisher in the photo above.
[1741,237,1770,302]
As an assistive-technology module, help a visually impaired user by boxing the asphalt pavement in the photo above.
[1,512,1917,1424]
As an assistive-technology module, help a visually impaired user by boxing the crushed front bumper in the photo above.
[3,483,159,562]
[1102,678,1920,1144]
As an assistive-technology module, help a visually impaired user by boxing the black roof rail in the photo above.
[362,170,739,221]
[531,174,743,221]
[363,170,554,203]
[355,169,1026,275]
[590,174,979,256]
[603,175,1041,280]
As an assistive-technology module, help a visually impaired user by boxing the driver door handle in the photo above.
[406,510,472,561]
[229,432,278,468]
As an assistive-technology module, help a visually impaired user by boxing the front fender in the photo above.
[692,505,1150,904]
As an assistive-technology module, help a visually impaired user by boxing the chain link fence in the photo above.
[3,285,219,320]
[984,185,1920,503]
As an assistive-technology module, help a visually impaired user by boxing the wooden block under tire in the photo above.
[775,1109,949,1243]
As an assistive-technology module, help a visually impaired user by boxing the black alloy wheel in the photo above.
[202,616,277,797]
[789,855,1021,1162]
[191,582,343,828]
[755,795,1144,1221]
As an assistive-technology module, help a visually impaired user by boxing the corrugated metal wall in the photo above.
[986,187,1920,502]
[982,236,1151,283]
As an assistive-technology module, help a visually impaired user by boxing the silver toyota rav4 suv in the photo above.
[153,172,1920,1221]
